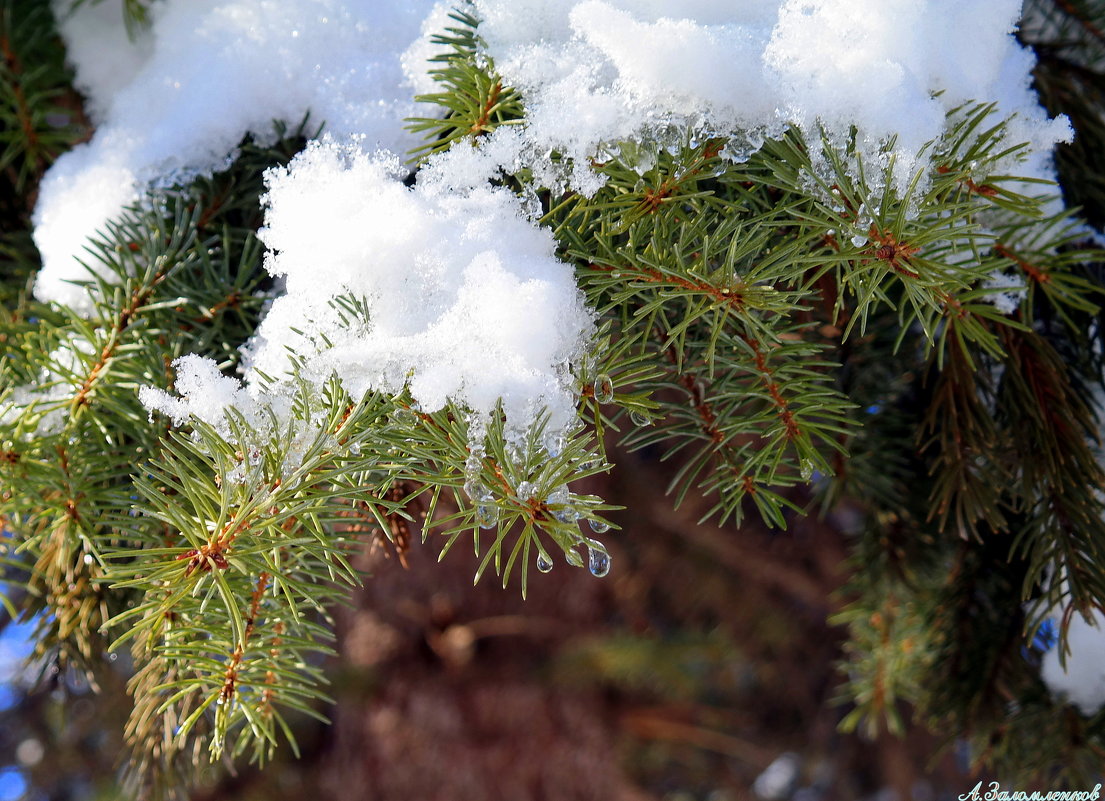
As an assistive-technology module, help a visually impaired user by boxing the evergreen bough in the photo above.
[3,0,1105,794]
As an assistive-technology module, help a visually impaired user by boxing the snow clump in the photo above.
[1040,610,1105,715]
[981,269,1027,315]
[35,0,436,313]
[465,0,1071,197]
[143,139,594,437]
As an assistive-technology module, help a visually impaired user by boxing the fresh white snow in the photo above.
[141,139,593,438]
[1041,611,1105,715]
[27,0,1076,437]
[467,0,1071,197]
[254,139,593,430]
[35,0,436,313]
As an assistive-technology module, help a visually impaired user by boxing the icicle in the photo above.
[464,478,492,502]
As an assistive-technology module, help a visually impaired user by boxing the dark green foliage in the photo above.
[5,2,1105,796]
[1,104,312,790]
[0,0,86,200]
[0,0,89,314]
[1024,0,1105,228]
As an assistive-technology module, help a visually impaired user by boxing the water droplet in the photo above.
[630,411,652,427]
[349,441,361,456]
[594,374,614,404]
[464,479,491,502]
[536,554,553,573]
[850,234,867,248]
[564,547,584,568]
[580,457,601,472]
[589,518,610,534]
[800,458,814,481]
[476,505,498,530]
[587,546,611,578]
[516,481,536,500]
[393,407,418,425]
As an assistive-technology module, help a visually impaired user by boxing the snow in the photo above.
[467,0,1071,197]
[148,139,594,437]
[35,0,436,313]
[981,269,1026,315]
[1041,610,1105,715]
[139,354,261,431]
[140,354,324,480]
[31,0,1079,439]
[400,0,458,98]
[0,334,96,438]
[52,0,154,124]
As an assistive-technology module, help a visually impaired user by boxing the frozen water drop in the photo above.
[587,546,611,578]
[800,458,814,481]
[545,434,566,458]
[348,441,361,456]
[476,505,498,530]
[589,518,610,534]
[546,485,579,523]
[464,478,491,502]
[536,553,554,573]
[594,374,614,404]
[850,234,867,248]
[516,481,536,500]
[555,506,580,524]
